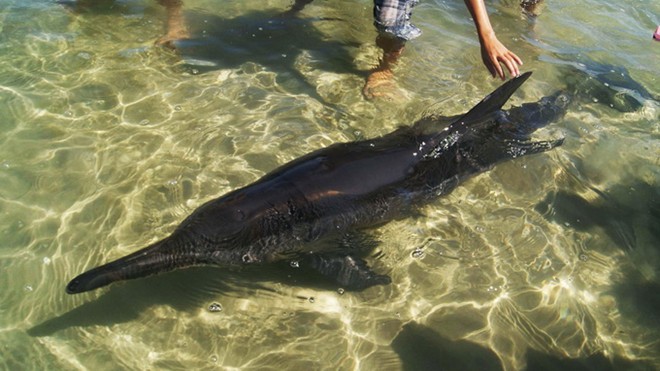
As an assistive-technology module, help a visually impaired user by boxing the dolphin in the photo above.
[66,72,568,294]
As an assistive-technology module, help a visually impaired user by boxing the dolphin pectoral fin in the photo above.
[306,254,391,290]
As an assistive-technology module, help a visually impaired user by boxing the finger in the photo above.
[501,59,512,78]
[511,54,522,76]
[505,57,519,77]
[483,55,497,78]
[500,54,519,78]
[494,59,505,80]
[512,53,523,66]
[487,63,497,78]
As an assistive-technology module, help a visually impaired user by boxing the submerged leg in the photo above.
[280,0,315,17]
[289,0,315,13]
[156,0,189,47]
[363,35,406,100]
[306,254,391,290]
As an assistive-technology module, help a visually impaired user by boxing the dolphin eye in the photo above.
[234,209,245,221]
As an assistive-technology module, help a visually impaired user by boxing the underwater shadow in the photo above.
[171,9,365,102]
[610,280,660,330]
[57,0,132,15]
[391,322,655,371]
[60,2,366,105]
[391,322,503,371]
[537,178,660,340]
[524,348,655,371]
[27,262,336,337]
[535,180,659,253]
[545,55,658,113]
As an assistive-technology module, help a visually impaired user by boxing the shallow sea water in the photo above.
[1,0,659,370]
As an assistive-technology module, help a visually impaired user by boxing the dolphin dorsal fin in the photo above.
[457,71,532,125]
[422,72,533,158]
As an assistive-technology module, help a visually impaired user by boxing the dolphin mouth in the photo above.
[66,268,120,294]
[65,253,151,294]
[65,235,196,294]
[66,277,87,294]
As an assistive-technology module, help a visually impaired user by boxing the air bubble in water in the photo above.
[208,302,223,312]
[411,249,424,258]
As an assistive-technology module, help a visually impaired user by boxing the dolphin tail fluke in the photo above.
[66,235,194,294]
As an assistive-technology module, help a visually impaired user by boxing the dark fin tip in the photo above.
[459,71,533,125]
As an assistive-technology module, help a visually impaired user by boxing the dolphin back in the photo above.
[64,72,568,294]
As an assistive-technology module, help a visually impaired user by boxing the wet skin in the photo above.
[67,72,569,294]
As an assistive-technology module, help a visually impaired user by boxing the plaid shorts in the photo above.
[373,0,422,41]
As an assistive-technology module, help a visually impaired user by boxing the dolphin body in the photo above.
[66,72,568,294]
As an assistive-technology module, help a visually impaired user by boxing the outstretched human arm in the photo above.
[464,0,522,80]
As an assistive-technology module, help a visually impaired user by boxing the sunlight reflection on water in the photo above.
[0,0,658,370]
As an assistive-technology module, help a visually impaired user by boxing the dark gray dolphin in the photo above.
[66,72,568,294]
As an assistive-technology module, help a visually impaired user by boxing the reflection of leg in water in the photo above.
[280,0,315,17]
[155,0,189,47]
[60,0,190,46]
[520,0,544,16]
[363,35,405,99]
[58,0,117,13]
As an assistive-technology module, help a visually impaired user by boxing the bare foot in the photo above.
[363,69,397,100]
[363,35,407,100]
[155,28,190,49]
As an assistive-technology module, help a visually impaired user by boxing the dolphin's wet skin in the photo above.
[66,72,568,294]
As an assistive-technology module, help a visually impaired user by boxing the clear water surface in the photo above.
[0,0,658,370]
